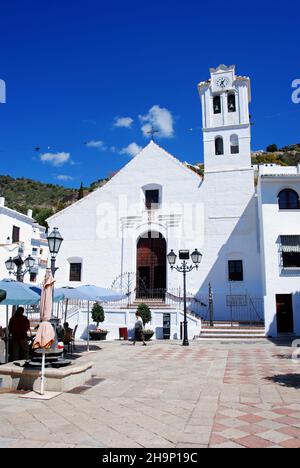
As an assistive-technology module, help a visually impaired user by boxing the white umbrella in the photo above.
[32,271,56,395]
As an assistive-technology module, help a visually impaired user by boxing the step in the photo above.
[195,337,267,342]
[202,321,264,328]
[199,333,265,339]
[201,328,265,335]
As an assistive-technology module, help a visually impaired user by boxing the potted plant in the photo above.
[89,303,109,341]
[137,303,154,341]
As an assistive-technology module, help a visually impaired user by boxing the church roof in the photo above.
[47,140,201,222]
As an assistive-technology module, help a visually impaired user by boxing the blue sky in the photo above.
[0,0,299,188]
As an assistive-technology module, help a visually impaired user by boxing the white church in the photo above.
[48,65,300,340]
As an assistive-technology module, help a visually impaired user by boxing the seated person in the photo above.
[62,322,73,344]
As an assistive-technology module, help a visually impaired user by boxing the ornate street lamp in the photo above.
[167,248,203,346]
[166,249,177,267]
[5,247,37,282]
[47,227,63,277]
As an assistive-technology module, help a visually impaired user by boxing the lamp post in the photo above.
[5,246,36,282]
[167,249,202,346]
[47,227,63,278]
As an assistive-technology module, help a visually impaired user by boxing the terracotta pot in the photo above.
[143,331,154,342]
[89,330,108,341]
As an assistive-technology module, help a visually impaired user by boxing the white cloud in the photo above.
[85,140,106,150]
[114,117,134,128]
[55,175,74,181]
[120,142,142,158]
[139,105,175,139]
[40,152,70,167]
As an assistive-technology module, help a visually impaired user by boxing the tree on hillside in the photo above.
[78,182,84,200]
[33,207,54,228]
[266,144,278,153]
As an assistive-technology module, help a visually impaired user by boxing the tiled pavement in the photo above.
[0,340,300,448]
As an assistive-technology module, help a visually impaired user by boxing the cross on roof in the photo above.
[146,126,159,141]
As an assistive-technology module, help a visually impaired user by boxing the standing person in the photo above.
[8,307,30,361]
[132,312,147,346]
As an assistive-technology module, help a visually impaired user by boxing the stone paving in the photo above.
[0,339,300,448]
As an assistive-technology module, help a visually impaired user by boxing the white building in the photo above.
[0,197,49,286]
[258,165,300,337]
[47,65,273,339]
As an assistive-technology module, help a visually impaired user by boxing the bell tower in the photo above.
[198,65,251,173]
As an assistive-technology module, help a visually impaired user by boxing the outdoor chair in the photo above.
[70,325,78,353]
[63,325,77,355]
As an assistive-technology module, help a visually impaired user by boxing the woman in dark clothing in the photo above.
[9,307,30,361]
[132,313,146,346]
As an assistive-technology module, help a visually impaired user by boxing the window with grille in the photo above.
[12,226,20,243]
[280,235,300,269]
[278,189,299,210]
[145,190,160,210]
[30,272,37,283]
[69,263,82,282]
[228,260,244,281]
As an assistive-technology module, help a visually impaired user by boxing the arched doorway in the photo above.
[136,231,167,299]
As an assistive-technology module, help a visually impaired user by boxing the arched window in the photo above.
[213,96,221,114]
[228,93,236,113]
[278,189,300,210]
[230,134,239,154]
[215,137,224,155]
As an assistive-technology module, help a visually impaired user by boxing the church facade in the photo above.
[48,65,300,338]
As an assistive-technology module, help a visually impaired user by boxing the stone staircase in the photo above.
[197,321,266,341]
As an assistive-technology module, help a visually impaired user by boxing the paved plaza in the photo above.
[0,339,300,448]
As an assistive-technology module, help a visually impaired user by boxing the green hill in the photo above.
[187,143,300,176]
[1,143,299,227]
[251,143,300,166]
[0,175,108,227]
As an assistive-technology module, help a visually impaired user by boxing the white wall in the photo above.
[67,307,201,341]
[258,172,300,336]
[48,142,204,293]
[48,141,262,322]
[0,205,48,285]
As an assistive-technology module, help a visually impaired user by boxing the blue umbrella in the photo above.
[55,286,99,353]
[0,279,40,305]
[0,279,40,363]
[75,285,127,302]
[29,286,65,303]
[56,285,126,353]
[75,286,126,352]
[55,287,93,301]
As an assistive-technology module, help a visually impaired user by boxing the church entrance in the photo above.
[136,232,167,300]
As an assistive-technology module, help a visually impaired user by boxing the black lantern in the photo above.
[24,255,36,270]
[191,249,203,266]
[47,228,63,258]
[5,257,14,272]
[167,250,177,267]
